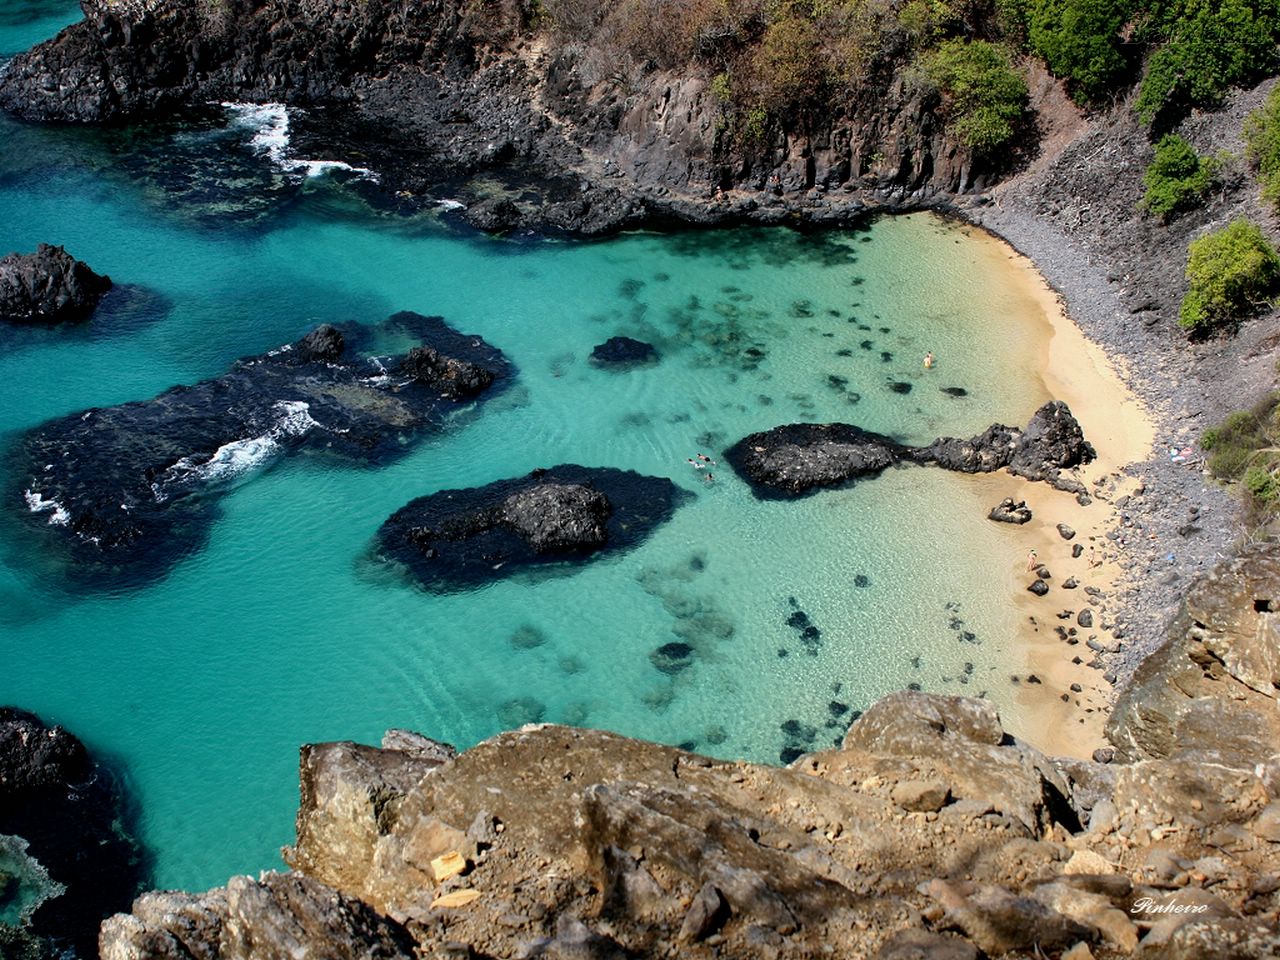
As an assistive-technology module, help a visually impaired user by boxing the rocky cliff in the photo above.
[98,546,1280,960]
[0,0,987,235]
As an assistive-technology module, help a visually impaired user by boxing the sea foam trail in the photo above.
[153,401,321,499]
[221,102,379,181]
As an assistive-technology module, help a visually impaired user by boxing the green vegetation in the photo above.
[1141,134,1216,218]
[1026,0,1135,103]
[1179,219,1280,331]
[1135,0,1280,125]
[1245,86,1280,213]
[1202,393,1280,519]
[923,40,1028,154]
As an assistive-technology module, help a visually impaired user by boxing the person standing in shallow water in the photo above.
[923,351,935,369]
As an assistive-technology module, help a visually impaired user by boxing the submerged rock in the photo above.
[590,336,659,367]
[1,707,143,958]
[0,244,112,326]
[13,311,511,588]
[373,465,686,591]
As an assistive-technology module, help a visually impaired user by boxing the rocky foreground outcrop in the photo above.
[99,545,1280,959]
[0,244,112,325]
[727,400,1096,498]
[373,465,686,592]
[13,311,511,587]
[1,707,142,958]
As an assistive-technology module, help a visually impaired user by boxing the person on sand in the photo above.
[1026,548,1038,572]
[923,351,935,369]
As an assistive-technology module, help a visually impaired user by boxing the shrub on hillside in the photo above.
[1136,0,1280,125]
[1202,392,1280,519]
[923,39,1028,155]
[1026,0,1135,103]
[1141,134,1216,219]
[1245,85,1280,214]
[1178,219,1280,331]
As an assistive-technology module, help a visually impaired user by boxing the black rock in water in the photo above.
[940,386,968,397]
[590,336,659,367]
[724,423,908,497]
[0,707,143,958]
[374,465,686,591]
[0,244,112,326]
[13,311,512,588]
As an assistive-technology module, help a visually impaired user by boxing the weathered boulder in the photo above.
[99,872,416,960]
[374,465,685,591]
[14,311,511,588]
[1,707,142,958]
[840,691,1076,835]
[725,422,908,496]
[589,336,659,367]
[0,244,112,325]
[988,497,1032,524]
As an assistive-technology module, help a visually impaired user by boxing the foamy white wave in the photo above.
[436,199,466,211]
[220,101,380,182]
[154,401,322,499]
[23,490,70,526]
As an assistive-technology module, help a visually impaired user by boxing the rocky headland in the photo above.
[0,244,112,326]
[373,465,687,591]
[0,707,143,959]
[11,311,512,587]
[94,542,1280,959]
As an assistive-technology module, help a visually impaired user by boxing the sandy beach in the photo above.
[954,226,1156,759]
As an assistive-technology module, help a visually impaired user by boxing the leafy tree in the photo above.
[924,40,1028,155]
[1245,85,1280,213]
[1141,134,1216,219]
[1179,219,1280,331]
[1028,0,1134,103]
[1136,0,1280,125]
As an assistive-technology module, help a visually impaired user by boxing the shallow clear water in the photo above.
[0,6,1053,891]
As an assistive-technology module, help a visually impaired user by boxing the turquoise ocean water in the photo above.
[0,4,1054,892]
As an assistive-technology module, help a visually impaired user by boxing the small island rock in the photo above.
[0,244,112,325]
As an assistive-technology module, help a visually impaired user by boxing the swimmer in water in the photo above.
[923,351,935,369]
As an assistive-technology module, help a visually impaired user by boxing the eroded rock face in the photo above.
[13,311,511,588]
[0,0,997,236]
[1108,545,1280,771]
[374,465,685,591]
[727,401,1094,497]
[0,244,112,325]
[100,872,416,960]
[1,707,143,958]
